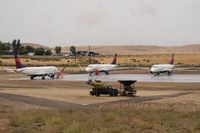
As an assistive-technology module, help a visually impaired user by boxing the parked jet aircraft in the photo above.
[86,54,118,75]
[150,53,175,76]
[5,55,63,80]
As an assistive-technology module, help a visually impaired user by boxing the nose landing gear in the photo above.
[154,73,160,76]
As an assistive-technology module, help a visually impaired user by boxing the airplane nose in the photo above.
[86,67,90,72]
[150,68,155,73]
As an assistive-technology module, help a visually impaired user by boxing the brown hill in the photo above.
[22,43,47,48]
[21,43,200,55]
[62,44,200,55]
[169,45,200,53]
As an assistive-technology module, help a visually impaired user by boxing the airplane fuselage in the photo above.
[16,66,57,77]
[86,64,118,74]
[150,64,174,75]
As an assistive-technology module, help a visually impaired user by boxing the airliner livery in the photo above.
[12,55,59,80]
[86,54,118,75]
[150,54,174,76]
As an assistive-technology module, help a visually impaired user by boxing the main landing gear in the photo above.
[48,74,55,79]
[168,71,172,76]
[104,71,109,75]
[154,71,172,76]
[42,76,45,80]
[154,73,160,76]
[30,75,47,80]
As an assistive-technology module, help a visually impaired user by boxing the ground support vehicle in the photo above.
[118,80,137,96]
[88,80,118,97]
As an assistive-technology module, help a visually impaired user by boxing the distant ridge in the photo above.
[62,44,200,55]
[21,43,200,54]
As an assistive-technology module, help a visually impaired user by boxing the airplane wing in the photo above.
[173,67,199,71]
[4,68,17,73]
[131,65,198,71]
[134,67,150,70]
[114,66,196,71]
[111,66,148,71]
[78,64,85,72]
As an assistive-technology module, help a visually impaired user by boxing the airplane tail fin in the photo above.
[14,55,25,69]
[111,54,117,64]
[61,66,66,73]
[169,53,174,65]
[56,65,65,79]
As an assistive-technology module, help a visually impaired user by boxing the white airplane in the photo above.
[5,55,63,80]
[86,54,118,75]
[150,53,175,76]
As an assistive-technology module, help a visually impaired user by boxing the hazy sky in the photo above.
[0,0,200,46]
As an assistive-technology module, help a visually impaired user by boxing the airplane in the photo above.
[150,53,175,76]
[5,55,63,80]
[85,54,118,75]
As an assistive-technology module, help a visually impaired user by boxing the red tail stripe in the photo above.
[15,57,24,69]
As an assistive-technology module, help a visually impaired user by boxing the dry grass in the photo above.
[0,54,200,69]
[0,97,49,112]
[8,106,200,133]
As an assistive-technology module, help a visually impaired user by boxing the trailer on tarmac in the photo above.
[118,80,137,96]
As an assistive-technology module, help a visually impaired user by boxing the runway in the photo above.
[15,73,200,82]
[60,74,200,82]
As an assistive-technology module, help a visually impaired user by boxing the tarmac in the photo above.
[61,73,200,82]
[15,73,200,82]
